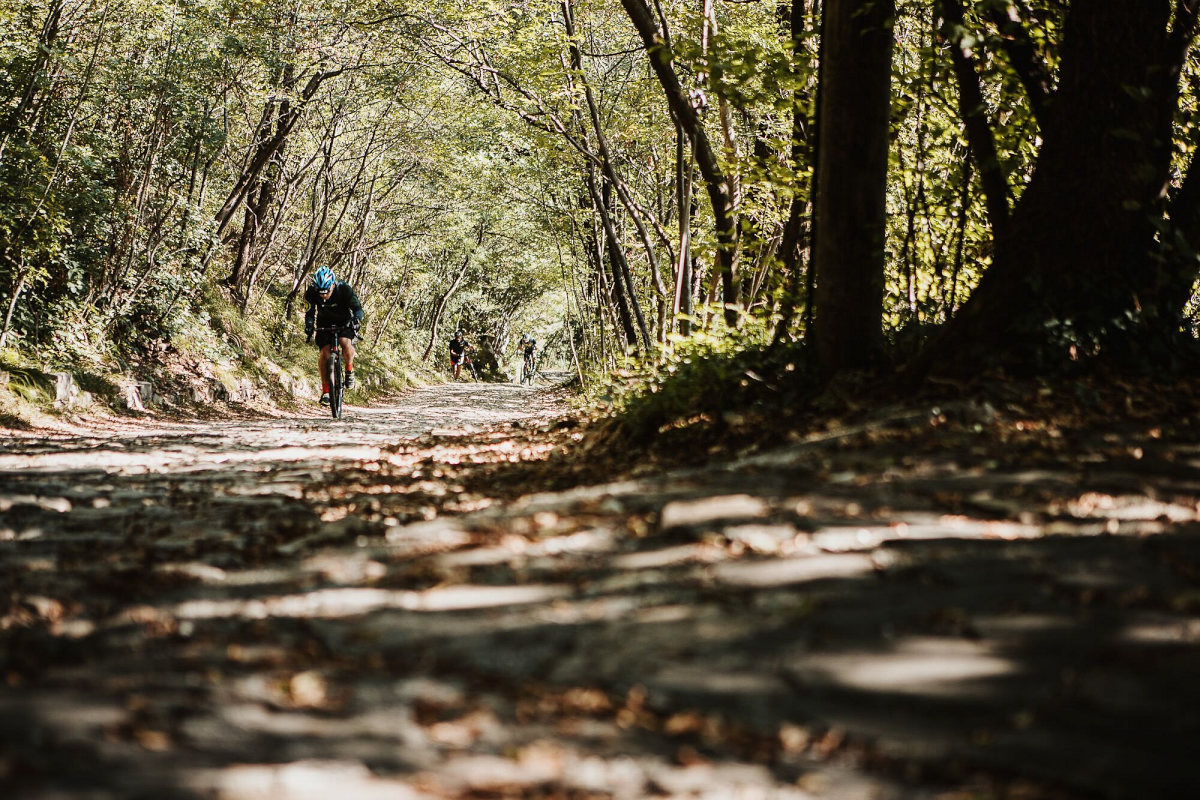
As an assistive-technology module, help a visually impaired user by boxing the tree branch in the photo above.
[617,0,740,325]
[938,0,1010,234]
[984,0,1052,127]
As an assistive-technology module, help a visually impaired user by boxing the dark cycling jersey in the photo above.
[304,282,363,330]
[448,335,470,362]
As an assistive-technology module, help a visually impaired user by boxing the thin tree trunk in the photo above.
[773,0,815,344]
[937,0,1010,235]
[672,122,695,337]
[618,0,740,326]
[0,265,29,348]
[0,1,64,164]
[205,64,342,271]
[985,1,1052,126]
[422,221,485,361]
[587,171,642,349]
[563,0,668,305]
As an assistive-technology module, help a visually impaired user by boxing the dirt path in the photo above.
[0,381,565,468]
[3,386,1199,799]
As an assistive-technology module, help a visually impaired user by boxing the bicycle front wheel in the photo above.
[327,352,343,419]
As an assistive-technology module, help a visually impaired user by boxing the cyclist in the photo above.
[448,329,473,380]
[304,266,363,405]
[520,333,537,382]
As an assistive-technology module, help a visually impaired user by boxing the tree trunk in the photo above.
[207,65,339,260]
[562,0,668,311]
[0,265,30,349]
[588,172,644,350]
[618,0,741,327]
[926,1,1195,372]
[773,0,815,343]
[984,1,1052,127]
[672,121,695,337]
[226,77,290,298]
[1165,151,1200,315]
[421,225,482,362]
[810,0,895,374]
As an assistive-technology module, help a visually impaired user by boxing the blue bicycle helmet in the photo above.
[311,267,336,292]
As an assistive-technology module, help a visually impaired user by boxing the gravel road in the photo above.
[2,385,1199,800]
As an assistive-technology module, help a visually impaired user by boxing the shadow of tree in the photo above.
[3,405,1200,799]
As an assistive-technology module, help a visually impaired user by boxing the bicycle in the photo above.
[520,353,537,385]
[315,324,353,419]
[452,346,479,381]
[463,347,480,381]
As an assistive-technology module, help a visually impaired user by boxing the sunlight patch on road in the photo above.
[711,553,875,587]
[418,584,572,611]
[190,759,426,800]
[787,638,1015,697]
[1062,492,1199,522]
[171,583,571,620]
[611,544,719,570]
[659,494,770,529]
[0,444,385,473]
[436,528,617,571]
[1120,618,1200,643]
[809,518,1041,553]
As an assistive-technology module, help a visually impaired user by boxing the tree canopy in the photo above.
[1,0,1198,403]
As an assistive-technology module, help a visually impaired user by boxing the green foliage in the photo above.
[0,0,1197,423]
[606,320,817,444]
[0,364,52,404]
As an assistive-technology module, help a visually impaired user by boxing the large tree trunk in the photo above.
[809,0,894,374]
[927,1,1195,372]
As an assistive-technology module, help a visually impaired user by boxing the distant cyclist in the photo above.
[448,329,473,380]
[304,266,363,405]
[519,333,537,383]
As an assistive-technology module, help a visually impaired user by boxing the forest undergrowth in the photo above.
[532,338,1200,495]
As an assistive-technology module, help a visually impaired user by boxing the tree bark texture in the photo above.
[810,0,895,374]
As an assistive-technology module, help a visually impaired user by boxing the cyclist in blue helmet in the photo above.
[304,266,363,404]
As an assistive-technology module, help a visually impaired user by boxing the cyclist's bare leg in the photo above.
[318,345,333,393]
[338,336,356,373]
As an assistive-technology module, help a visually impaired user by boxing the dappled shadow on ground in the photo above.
[2,383,1199,799]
